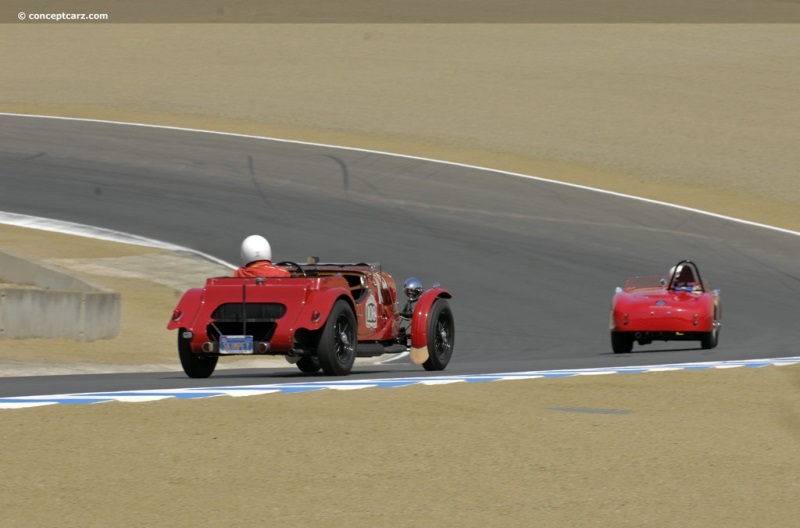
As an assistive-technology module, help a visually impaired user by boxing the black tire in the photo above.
[316,300,357,376]
[423,299,455,371]
[700,328,720,350]
[700,311,721,350]
[296,355,321,374]
[611,331,634,354]
[178,332,218,378]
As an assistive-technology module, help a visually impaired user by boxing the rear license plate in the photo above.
[219,335,253,355]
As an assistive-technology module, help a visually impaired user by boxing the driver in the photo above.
[669,264,697,292]
[234,235,291,278]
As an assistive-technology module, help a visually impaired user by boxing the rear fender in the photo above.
[411,288,452,356]
[167,288,203,330]
[297,287,354,332]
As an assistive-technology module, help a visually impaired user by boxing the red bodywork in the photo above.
[168,262,453,376]
[610,260,721,352]
[410,288,451,350]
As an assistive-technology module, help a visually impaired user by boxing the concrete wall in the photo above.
[0,250,120,340]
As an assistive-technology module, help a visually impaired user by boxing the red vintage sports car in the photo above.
[167,259,454,378]
[610,260,721,353]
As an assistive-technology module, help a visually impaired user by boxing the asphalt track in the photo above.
[2,114,800,397]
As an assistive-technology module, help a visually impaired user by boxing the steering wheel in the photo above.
[275,261,307,277]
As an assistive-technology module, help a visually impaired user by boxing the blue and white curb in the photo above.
[2,356,799,410]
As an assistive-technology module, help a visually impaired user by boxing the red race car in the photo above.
[167,259,454,378]
[610,260,721,353]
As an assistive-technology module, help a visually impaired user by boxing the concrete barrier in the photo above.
[0,249,120,340]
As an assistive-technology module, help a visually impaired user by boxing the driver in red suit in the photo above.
[234,235,291,278]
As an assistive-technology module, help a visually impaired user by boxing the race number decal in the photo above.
[365,293,378,329]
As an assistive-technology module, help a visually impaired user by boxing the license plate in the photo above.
[219,335,253,355]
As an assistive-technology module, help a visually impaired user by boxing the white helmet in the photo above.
[240,235,272,266]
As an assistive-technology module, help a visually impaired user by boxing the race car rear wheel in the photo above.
[178,332,218,378]
[317,300,357,376]
[700,328,720,350]
[700,311,721,350]
[423,299,454,371]
[611,331,634,354]
[296,355,322,374]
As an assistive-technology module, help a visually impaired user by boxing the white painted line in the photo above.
[377,352,410,364]
[2,356,799,409]
[0,211,237,269]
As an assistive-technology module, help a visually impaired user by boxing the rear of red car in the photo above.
[168,263,455,377]
[168,276,352,356]
[610,278,720,353]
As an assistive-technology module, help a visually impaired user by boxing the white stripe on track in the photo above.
[1,356,798,409]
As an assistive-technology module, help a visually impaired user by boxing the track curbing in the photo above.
[2,356,798,409]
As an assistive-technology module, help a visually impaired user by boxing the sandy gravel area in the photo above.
[1,23,799,527]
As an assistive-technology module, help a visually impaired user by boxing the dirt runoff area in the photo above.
[1,22,800,527]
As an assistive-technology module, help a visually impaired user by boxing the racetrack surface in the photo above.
[2,22,800,527]
[2,115,800,397]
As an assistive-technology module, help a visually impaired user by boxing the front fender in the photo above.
[410,288,452,362]
[167,288,203,330]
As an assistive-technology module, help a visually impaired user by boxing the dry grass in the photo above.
[1,23,799,527]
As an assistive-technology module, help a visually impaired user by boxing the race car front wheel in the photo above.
[317,300,357,376]
[423,299,454,371]
[178,332,218,378]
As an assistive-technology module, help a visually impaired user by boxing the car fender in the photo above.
[296,287,354,332]
[410,287,452,363]
[167,288,204,330]
[700,291,720,330]
[712,290,722,321]
[610,292,633,330]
